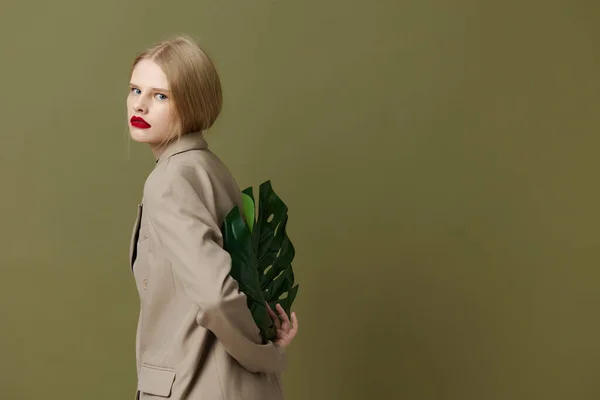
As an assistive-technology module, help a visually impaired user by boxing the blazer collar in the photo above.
[155,131,208,164]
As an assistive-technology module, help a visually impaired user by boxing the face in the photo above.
[127,59,178,151]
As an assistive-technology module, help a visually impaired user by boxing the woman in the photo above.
[127,35,298,399]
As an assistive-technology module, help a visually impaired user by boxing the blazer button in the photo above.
[143,279,148,289]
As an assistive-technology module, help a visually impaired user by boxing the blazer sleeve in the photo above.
[145,164,286,374]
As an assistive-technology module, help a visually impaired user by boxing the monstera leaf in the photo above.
[221,181,299,343]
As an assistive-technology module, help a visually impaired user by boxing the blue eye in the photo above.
[131,88,141,95]
[155,93,168,101]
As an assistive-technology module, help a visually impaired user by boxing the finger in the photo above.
[274,304,288,328]
[284,314,297,341]
[266,303,281,329]
[291,312,299,333]
[276,304,291,331]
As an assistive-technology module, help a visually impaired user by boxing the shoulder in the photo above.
[142,151,201,199]
[143,149,231,202]
[143,148,242,224]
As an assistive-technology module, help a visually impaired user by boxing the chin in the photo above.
[129,128,155,143]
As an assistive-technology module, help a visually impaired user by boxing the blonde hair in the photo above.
[132,35,223,142]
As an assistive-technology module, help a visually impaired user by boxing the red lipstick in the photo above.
[130,116,151,129]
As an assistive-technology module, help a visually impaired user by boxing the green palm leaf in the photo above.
[222,180,299,343]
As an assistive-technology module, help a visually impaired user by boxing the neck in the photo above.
[150,143,166,160]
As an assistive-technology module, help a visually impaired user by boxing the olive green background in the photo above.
[0,0,599,399]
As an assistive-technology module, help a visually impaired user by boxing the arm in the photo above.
[145,165,286,374]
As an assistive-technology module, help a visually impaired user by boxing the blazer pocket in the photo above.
[138,364,176,397]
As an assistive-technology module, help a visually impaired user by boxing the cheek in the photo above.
[158,104,176,125]
[126,95,134,111]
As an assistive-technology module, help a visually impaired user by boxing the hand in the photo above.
[266,303,298,349]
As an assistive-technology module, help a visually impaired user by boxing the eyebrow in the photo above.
[129,83,170,92]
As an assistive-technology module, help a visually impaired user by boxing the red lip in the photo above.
[130,116,151,129]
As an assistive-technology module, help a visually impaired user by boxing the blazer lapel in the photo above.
[129,203,143,271]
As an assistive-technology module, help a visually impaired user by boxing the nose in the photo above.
[132,96,148,114]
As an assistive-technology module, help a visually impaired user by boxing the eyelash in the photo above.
[130,88,168,100]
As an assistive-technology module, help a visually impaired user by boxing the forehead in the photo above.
[130,59,169,88]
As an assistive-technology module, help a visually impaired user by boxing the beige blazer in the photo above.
[129,132,286,399]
